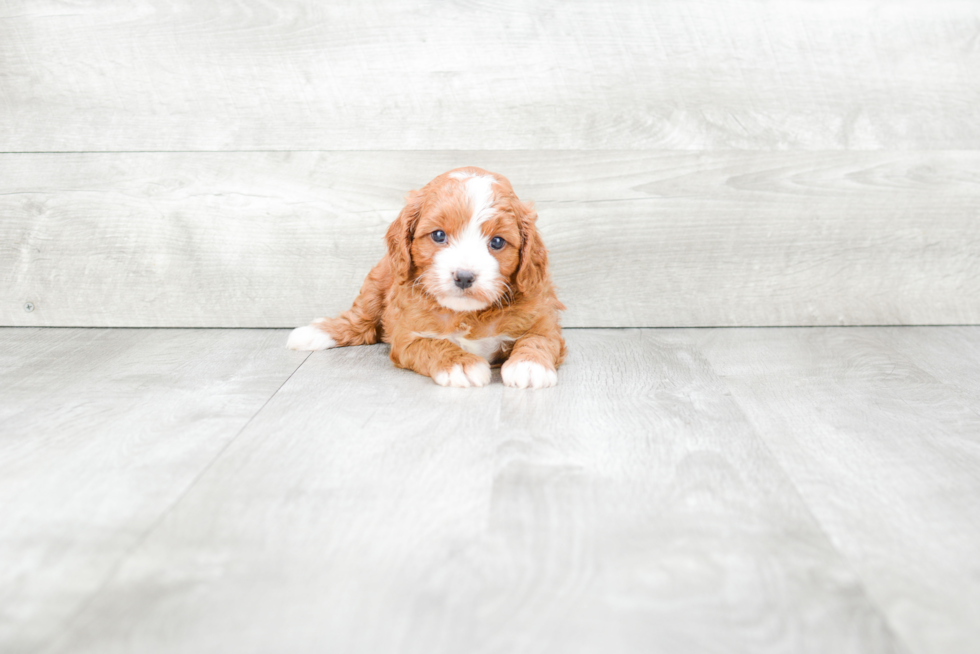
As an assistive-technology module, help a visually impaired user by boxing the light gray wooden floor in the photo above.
[2,327,978,654]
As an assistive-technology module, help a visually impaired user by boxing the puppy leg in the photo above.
[287,310,375,351]
[287,323,338,351]
[502,325,566,390]
[287,259,390,351]
[391,337,491,388]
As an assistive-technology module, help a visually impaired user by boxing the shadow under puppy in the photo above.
[288,167,566,389]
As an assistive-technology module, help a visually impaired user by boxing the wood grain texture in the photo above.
[697,326,980,654]
[3,150,979,328]
[875,326,980,402]
[0,328,305,654]
[38,330,905,654]
[1,0,979,151]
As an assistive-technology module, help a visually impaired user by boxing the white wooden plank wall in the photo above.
[2,1,978,327]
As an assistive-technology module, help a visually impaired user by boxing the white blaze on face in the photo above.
[432,173,502,312]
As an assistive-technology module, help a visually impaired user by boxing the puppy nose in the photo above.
[453,270,476,289]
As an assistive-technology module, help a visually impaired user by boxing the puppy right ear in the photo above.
[385,189,424,281]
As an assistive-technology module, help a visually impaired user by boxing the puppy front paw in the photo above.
[502,359,557,389]
[433,360,492,388]
[287,325,337,351]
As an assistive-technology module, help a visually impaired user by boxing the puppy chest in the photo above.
[450,333,515,362]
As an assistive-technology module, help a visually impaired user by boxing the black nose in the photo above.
[453,270,476,289]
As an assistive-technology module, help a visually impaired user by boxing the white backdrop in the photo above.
[2,0,978,326]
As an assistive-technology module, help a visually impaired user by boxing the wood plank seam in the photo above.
[31,350,313,654]
[714,367,915,654]
[699,326,980,653]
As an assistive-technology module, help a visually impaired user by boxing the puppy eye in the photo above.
[431,230,447,244]
[489,236,506,251]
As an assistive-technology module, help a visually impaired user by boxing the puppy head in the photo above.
[385,167,545,312]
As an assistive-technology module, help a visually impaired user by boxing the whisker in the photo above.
[497,281,514,307]
[492,281,514,310]
[411,274,435,300]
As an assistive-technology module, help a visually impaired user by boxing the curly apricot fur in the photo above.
[301,167,565,384]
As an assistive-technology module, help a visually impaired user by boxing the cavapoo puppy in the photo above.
[287,167,566,389]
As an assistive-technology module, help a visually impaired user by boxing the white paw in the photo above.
[502,359,557,389]
[287,325,337,351]
[433,360,492,388]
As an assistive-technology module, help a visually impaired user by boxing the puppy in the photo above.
[287,167,566,389]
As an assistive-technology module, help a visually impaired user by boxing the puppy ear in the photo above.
[515,201,548,295]
[385,189,424,281]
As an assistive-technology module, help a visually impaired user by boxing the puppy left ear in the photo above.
[515,201,548,295]
[385,189,424,281]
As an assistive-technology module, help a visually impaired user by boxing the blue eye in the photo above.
[431,230,447,244]
[489,236,506,251]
